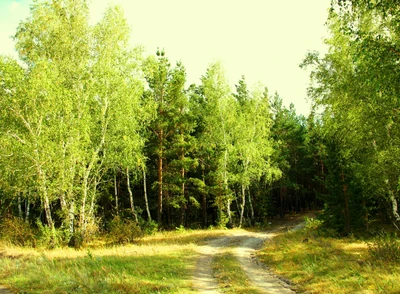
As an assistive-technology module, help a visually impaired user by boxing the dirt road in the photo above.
[0,286,12,294]
[192,220,306,293]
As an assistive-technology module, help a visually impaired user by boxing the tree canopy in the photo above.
[1,0,399,247]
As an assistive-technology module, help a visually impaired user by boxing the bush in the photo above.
[0,215,36,246]
[368,231,400,263]
[305,217,323,231]
[107,216,143,245]
[304,216,338,237]
[141,219,158,235]
[216,210,230,229]
[35,219,62,248]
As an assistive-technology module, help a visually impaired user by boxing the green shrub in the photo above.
[305,217,323,230]
[368,231,400,263]
[0,215,36,246]
[35,219,62,248]
[175,225,186,232]
[107,216,143,245]
[141,219,158,235]
[304,216,339,237]
[216,210,230,229]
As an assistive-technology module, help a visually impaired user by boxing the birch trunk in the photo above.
[25,199,30,223]
[239,184,246,228]
[114,173,119,216]
[18,194,22,219]
[143,168,151,221]
[388,189,400,230]
[126,167,138,223]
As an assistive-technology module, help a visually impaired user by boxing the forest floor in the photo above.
[192,212,312,293]
[0,211,313,293]
[0,286,12,294]
[1,211,399,293]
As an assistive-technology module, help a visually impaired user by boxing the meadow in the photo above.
[0,219,399,293]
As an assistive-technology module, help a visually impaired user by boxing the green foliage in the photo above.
[0,215,35,247]
[0,0,322,234]
[107,216,143,245]
[301,0,400,233]
[35,219,60,248]
[141,219,159,235]
[304,216,339,238]
[304,217,323,231]
[216,210,230,229]
[175,225,186,232]
[368,232,400,263]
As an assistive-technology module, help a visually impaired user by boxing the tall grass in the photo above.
[0,229,226,293]
[258,226,400,293]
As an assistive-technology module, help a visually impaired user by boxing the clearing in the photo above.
[192,215,308,293]
[0,213,310,293]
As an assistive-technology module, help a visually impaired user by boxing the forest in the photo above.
[0,0,400,248]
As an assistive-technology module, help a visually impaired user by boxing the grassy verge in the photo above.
[258,229,400,293]
[211,251,261,294]
[0,229,226,294]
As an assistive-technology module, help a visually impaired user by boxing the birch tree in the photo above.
[233,78,278,227]
[0,0,145,244]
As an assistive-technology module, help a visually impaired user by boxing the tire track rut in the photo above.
[193,226,301,293]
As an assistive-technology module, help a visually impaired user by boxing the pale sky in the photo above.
[0,0,330,115]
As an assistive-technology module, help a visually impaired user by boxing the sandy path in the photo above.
[235,231,295,293]
[192,222,305,293]
[0,286,12,294]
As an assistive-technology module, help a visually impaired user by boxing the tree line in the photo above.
[0,0,399,246]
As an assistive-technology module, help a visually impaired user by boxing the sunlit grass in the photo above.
[0,229,227,294]
[211,251,261,294]
[258,229,400,294]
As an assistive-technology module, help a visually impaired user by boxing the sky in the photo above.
[0,0,330,116]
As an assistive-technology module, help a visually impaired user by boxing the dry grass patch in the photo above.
[258,229,400,293]
[0,228,227,293]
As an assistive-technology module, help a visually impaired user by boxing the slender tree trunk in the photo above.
[143,167,151,221]
[18,194,22,219]
[234,190,240,214]
[89,178,97,220]
[43,192,54,231]
[157,131,163,225]
[280,186,285,218]
[37,164,54,231]
[60,193,74,239]
[25,198,30,223]
[223,150,232,226]
[227,199,232,227]
[114,173,119,216]
[81,181,88,234]
[248,189,254,222]
[126,167,138,223]
[388,188,400,230]
[60,194,67,213]
[340,169,350,233]
[362,197,369,230]
[201,171,207,227]
[81,97,108,238]
[239,184,246,228]
[321,159,325,194]
[182,166,189,227]
[69,200,74,233]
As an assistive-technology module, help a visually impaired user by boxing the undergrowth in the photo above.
[0,228,226,293]
[258,217,400,293]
